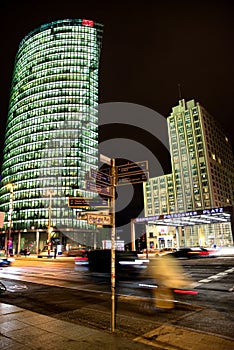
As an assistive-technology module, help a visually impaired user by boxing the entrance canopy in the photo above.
[134,206,233,227]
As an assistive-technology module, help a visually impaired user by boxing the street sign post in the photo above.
[68,197,109,208]
[71,158,148,334]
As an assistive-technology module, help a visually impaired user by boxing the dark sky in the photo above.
[0,0,234,156]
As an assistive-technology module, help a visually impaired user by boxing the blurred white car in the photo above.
[218,247,234,256]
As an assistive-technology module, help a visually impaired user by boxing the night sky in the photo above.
[0,0,233,234]
[1,0,234,149]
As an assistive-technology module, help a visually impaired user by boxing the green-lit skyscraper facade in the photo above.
[0,19,103,244]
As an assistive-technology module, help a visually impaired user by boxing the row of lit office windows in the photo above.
[13,99,97,122]
[8,218,92,231]
[14,71,97,97]
[17,87,96,106]
[6,111,97,142]
[3,147,97,168]
[19,23,99,47]
[15,70,96,94]
[15,71,97,92]
[21,25,98,46]
[4,147,97,169]
[13,66,95,91]
[10,81,91,104]
[20,39,98,61]
[8,108,97,131]
[7,117,93,136]
[20,39,98,58]
[13,95,98,115]
[16,96,97,113]
[27,61,91,75]
[1,163,94,183]
[15,58,98,80]
[17,41,98,66]
[5,129,95,152]
[16,67,97,86]
[2,154,96,175]
[6,124,95,144]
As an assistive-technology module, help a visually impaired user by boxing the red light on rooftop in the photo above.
[82,19,94,27]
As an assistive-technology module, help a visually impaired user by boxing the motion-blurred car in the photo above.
[155,248,177,256]
[87,250,147,278]
[0,257,13,267]
[170,247,218,259]
[74,249,89,265]
[218,247,234,256]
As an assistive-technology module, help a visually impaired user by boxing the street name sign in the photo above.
[117,171,149,186]
[68,197,109,208]
[86,180,113,197]
[100,153,112,165]
[87,213,112,226]
[90,168,112,185]
[117,161,148,177]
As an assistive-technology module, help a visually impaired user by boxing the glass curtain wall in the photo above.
[0,19,103,236]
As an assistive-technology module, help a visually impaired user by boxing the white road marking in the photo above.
[198,267,234,284]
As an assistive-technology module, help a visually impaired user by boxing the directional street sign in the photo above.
[87,213,112,226]
[117,160,148,177]
[85,180,113,197]
[68,197,109,208]
[117,171,149,186]
[90,168,112,185]
[77,210,109,220]
[100,153,112,165]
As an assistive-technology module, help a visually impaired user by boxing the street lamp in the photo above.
[5,183,14,257]
[47,189,54,255]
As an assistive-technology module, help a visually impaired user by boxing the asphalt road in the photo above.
[0,256,233,340]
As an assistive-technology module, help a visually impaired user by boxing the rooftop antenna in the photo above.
[178,83,182,100]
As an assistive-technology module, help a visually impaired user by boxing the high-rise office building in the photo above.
[0,19,103,253]
[143,99,234,248]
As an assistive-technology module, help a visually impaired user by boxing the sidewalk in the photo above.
[0,302,233,350]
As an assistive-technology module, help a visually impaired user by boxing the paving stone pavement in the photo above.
[1,303,233,350]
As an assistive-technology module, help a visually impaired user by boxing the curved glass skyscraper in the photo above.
[0,19,103,252]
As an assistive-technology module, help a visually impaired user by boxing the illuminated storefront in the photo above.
[133,206,233,249]
[143,99,234,248]
[0,19,103,253]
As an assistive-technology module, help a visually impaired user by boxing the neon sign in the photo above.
[82,19,94,27]
[135,207,227,223]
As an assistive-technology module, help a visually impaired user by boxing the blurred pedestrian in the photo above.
[54,247,57,259]
[147,254,194,310]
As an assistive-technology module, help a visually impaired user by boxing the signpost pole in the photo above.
[130,218,136,251]
[110,158,116,332]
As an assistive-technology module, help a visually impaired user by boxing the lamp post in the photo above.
[6,183,14,257]
[47,189,54,256]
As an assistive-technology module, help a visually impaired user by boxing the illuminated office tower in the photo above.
[167,99,234,211]
[0,19,103,250]
[143,99,234,247]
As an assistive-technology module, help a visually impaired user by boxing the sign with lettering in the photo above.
[68,197,109,208]
[87,214,112,226]
[117,161,148,177]
[85,181,113,197]
[90,168,112,185]
[117,171,149,186]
